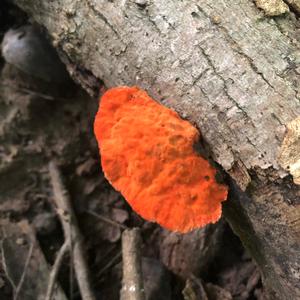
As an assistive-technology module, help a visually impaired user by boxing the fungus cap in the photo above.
[94,86,228,233]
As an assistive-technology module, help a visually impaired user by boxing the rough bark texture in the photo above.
[11,0,300,299]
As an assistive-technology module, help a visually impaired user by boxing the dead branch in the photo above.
[86,209,128,230]
[0,82,68,101]
[48,161,96,300]
[14,241,34,300]
[45,240,69,300]
[98,250,122,278]
[121,228,145,300]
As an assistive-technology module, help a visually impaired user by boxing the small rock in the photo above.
[2,25,69,83]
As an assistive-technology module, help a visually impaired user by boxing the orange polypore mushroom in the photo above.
[94,86,228,233]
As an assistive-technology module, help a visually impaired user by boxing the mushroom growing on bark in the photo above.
[94,86,228,233]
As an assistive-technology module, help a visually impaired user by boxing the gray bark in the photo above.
[121,228,145,300]
[12,0,300,299]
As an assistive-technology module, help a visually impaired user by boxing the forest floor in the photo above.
[0,2,267,300]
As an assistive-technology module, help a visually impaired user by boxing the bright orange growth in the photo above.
[94,86,228,233]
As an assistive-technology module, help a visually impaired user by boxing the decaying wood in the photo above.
[48,161,96,300]
[12,0,300,299]
[121,228,145,300]
[278,116,300,184]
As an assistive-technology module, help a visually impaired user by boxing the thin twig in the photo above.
[1,239,17,292]
[14,241,34,300]
[45,240,70,300]
[98,251,122,278]
[86,210,128,230]
[69,231,74,300]
[48,161,96,300]
[121,228,145,300]
[0,82,68,101]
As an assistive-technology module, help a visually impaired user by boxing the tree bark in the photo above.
[12,0,300,299]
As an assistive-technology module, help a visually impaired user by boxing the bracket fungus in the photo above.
[94,86,228,233]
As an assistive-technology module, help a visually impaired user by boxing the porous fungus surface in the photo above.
[94,86,228,233]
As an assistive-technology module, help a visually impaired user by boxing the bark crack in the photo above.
[195,4,294,100]
[144,9,163,34]
[197,44,256,129]
[162,15,177,31]
[192,68,209,85]
[86,0,122,39]
[271,112,284,126]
